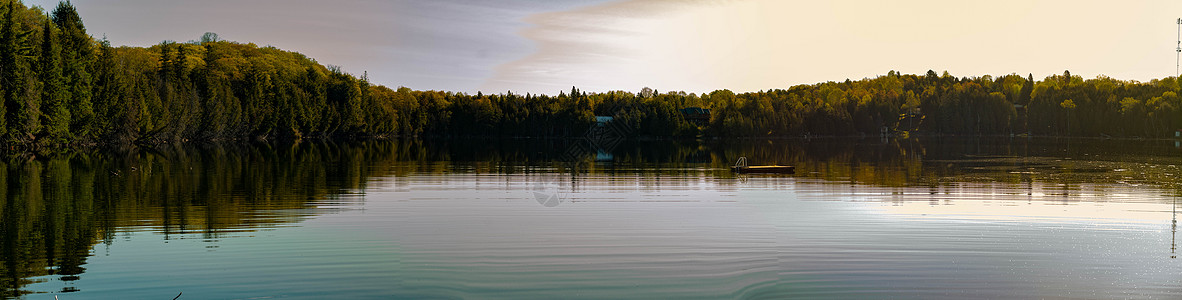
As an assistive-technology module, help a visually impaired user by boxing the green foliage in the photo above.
[52,0,92,140]
[92,38,125,139]
[5,0,1182,148]
[1,0,38,142]
[39,17,68,143]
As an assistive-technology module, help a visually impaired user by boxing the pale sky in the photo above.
[23,0,1182,95]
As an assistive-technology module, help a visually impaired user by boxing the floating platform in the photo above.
[731,165,795,174]
[731,157,795,174]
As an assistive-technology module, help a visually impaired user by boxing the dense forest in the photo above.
[2,1,1182,149]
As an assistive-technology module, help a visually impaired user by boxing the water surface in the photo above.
[3,138,1182,299]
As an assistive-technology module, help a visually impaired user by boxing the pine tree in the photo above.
[0,0,17,138]
[359,71,373,133]
[54,1,94,140]
[40,16,70,143]
[157,42,171,80]
[147,42,175,140]
[173,43,186,81]
[93,38,124,139]
[1018,73,1034,105]
[1,0,37,142]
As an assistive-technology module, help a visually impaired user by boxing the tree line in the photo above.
[3,0,1182,150]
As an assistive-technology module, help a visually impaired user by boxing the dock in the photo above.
[731,157,795,174]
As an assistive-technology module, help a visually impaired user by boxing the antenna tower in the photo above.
[1177,18,1181,78]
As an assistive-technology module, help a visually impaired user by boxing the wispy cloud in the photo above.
[486,0,1182,95]
[482,0,737,94]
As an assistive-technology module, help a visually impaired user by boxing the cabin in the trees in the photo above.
[595,116,614,128]
[679,107,711,126]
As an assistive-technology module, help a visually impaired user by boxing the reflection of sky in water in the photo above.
[30,173,1182,299]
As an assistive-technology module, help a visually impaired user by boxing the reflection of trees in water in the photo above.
[412,137,1182,190]
[719,137,1182,189]
[0,141,399,298]
[4,137,1181,297]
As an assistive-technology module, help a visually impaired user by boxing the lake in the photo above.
[3,137,1182,299]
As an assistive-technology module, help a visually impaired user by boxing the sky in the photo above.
[21,0,1182,95]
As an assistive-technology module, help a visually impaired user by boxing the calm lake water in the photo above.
[4,137,1182,299]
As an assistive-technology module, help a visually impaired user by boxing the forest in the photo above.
[2,0,1182,150]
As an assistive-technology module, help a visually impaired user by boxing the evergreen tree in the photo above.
[39,16,69,143]
[172,43,186,82]
[359,71,374,133]
[93,38,125,140]
[147,42,176,139]
[1018,73,1034,105]
[157,42,171,80]
[53,0,94,139]
[1,0,36,141]
[0,0,18,138]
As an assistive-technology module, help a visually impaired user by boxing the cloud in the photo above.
[485,0,1182,95]
[482,0,738,94]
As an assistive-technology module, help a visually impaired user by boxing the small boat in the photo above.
[731,157,795,174]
